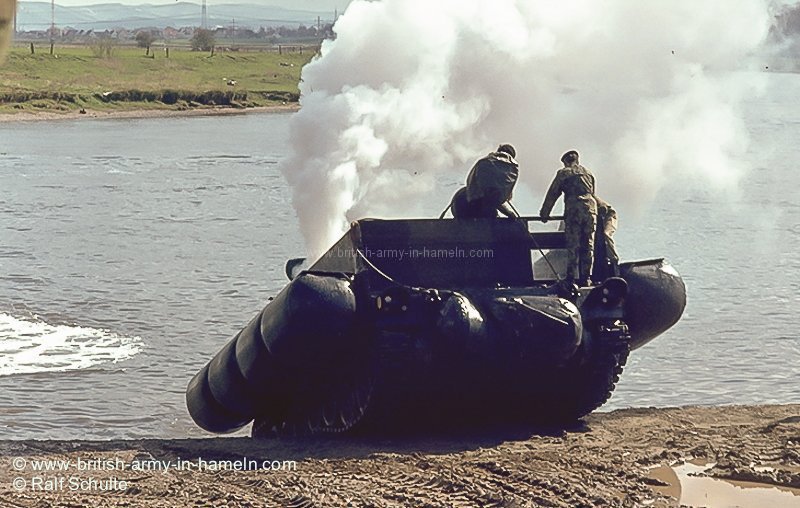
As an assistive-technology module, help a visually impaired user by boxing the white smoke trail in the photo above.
[280,0,771,257]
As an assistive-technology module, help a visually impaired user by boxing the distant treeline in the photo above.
[14,23,334,47]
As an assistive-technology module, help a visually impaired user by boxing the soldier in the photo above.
[539,150,597,286]
[595,196,619,277]
[0,0,15,62]
[451,144,520,219]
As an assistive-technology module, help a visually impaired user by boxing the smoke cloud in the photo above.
[280,0,771,257]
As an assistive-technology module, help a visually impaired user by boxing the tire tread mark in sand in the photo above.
[383,470,464,507]
[382,467,547,507]
[198,475,286,508]
[191,456,604,507]
[221,473,321,507]
[558,457,655,502]
[471,460,603,508]
[285,495,315,508]
[335,465,495,507]
[458,463,544,507]
[281,472,383,507]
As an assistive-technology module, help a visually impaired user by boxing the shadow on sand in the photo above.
[1,421,591,462]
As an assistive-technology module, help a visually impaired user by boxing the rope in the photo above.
[506,201,562,281]
[529,230,562,282]
[355,249,400,285]
[523,210,562,282]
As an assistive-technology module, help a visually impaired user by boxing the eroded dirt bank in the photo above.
[1,404,798,507]
[0,103,299,123]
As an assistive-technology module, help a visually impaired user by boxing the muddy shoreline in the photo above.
[1,404,798,507]
[0,104,300,123]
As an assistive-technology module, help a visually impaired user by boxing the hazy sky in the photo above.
[37,0,354,11]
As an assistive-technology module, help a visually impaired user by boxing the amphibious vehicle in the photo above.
[187,216,686,436]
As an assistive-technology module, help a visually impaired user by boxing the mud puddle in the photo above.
[649,461,800,508]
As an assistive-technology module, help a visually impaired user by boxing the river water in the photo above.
[1,76,798,440]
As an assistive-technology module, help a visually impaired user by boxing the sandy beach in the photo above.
[2,404,798,507]
[0,104,300,123]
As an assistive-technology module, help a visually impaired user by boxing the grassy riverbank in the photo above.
[0,46,313,115]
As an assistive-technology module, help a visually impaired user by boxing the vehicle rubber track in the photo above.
[536,320,631,423]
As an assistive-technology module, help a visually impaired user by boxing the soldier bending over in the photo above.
[450,144,520,219]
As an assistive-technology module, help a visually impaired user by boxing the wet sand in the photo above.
[0,104,300,123]
[1,404,798,507]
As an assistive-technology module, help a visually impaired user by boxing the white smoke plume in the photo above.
[280,0,771,258]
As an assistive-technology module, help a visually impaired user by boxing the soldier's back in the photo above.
[560,165,593,197]
[560,165,596,216]
[466,152,519,204]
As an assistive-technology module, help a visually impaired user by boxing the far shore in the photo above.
[1,404,798,507]
[0,103,301,123]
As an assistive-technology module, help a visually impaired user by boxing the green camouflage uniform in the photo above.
[540,164,597,284]
[595,196,618,270]
[462,151,519,218]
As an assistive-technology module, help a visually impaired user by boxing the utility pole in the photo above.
[231,18,236,49]
[201,0,208,30]
[50,0,55,55]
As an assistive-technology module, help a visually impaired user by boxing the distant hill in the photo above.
[15,1,332,31]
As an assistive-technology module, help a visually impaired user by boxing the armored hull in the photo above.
[187,218,686,435]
